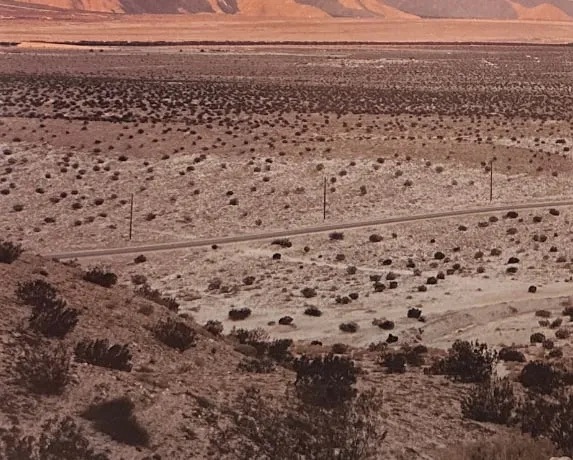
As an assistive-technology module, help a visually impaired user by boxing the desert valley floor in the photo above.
[1,40,573,458]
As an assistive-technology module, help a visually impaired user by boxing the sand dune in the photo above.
[510,0,572,20]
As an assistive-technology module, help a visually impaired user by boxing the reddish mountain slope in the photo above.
[3,0,572,19]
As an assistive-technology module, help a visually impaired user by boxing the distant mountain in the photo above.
[3,0,572,20]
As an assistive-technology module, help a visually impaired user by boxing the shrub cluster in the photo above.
[428,340,496,383]
[461,378,516,424]
[15,343,71,395]
[293,354,358,408]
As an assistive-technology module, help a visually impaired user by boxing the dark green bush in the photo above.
[428,340,496,383]
[153,318,196,352]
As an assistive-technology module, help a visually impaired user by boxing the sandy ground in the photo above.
[0,17,572,43]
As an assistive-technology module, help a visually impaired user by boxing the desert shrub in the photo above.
[461,378,516,424]
[377,319,395,330]
[556,328,571,339]
[381,352,406,373]
[301,287,317,298]
[518,361,564,394]
[29,302,79,339]
[238,357,276,373]
[204,319,224,336]
[535,310,551,318]
[152,318,196,352]
[15,343,71,395]
[230,327,269,345]
[400,344,426,366]
[428,340,496,383]
[0,417,110,460]
[562,305,573,317]
[83,266,117,288]
[271,238,292,248]
[304,306,322,317]
[497,347,525,362]
[0,239,23,263]
[229,307,252,321]
[293,354,358,408]
[548,393,573,455]
[339,321,359,333]
[518,394,558,438]
[212,387,384,460]
[267,339,293,362]
[16,279,58,309]
[81,397,149,447]
[135,283,179,312]
[530,332,546,343]
[74,339,132,372]
[329,231,344,241]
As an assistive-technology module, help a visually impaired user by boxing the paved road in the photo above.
[46,199,573,260]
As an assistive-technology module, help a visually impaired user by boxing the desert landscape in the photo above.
[1,2,573,459]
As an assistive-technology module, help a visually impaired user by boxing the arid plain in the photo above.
[1,28,573,458]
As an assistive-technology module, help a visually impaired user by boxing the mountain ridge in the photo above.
[3,0,573,20]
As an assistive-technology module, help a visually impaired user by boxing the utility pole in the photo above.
[129,193,134,241]
[490,159,494,202]
[323,177,327,221]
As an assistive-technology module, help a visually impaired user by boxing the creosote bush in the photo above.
[15,342,71,395]
[75,339,132,372]
[83,266,118,288]
[0,239,23,264]
[461,377,516,424]
[428,340,496,383]
[152,318,196,352]
[293,354,358,408]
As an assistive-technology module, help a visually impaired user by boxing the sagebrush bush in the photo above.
[461,378,516,424]
[81,397,149,447]
[16,279,58,309]
[428,340,496,383]
[153,318,196,352]
[75,339,132,372]
[229,307,252,321]
[293,354,358,408]
[0,416,110,460]
[135,283,179,312]
[204,319,224,336]
[30,303,79,339]
[15,343,71,395]
[0,239,23,264]
[83,266,117,288]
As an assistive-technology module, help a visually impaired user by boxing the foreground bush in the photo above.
[212,386,385,460]
[293,354,358,408]
[83,266,118,288]
[518,361,565,394]
[0,417,110,460]
[81,397,149,447]
[15,343,71,395]
[153,318,196,352]
[0,239,23,264]
[238,357,276,373]
[461,378,516,424]
[428,340,496,383]
[75,339,132,372]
